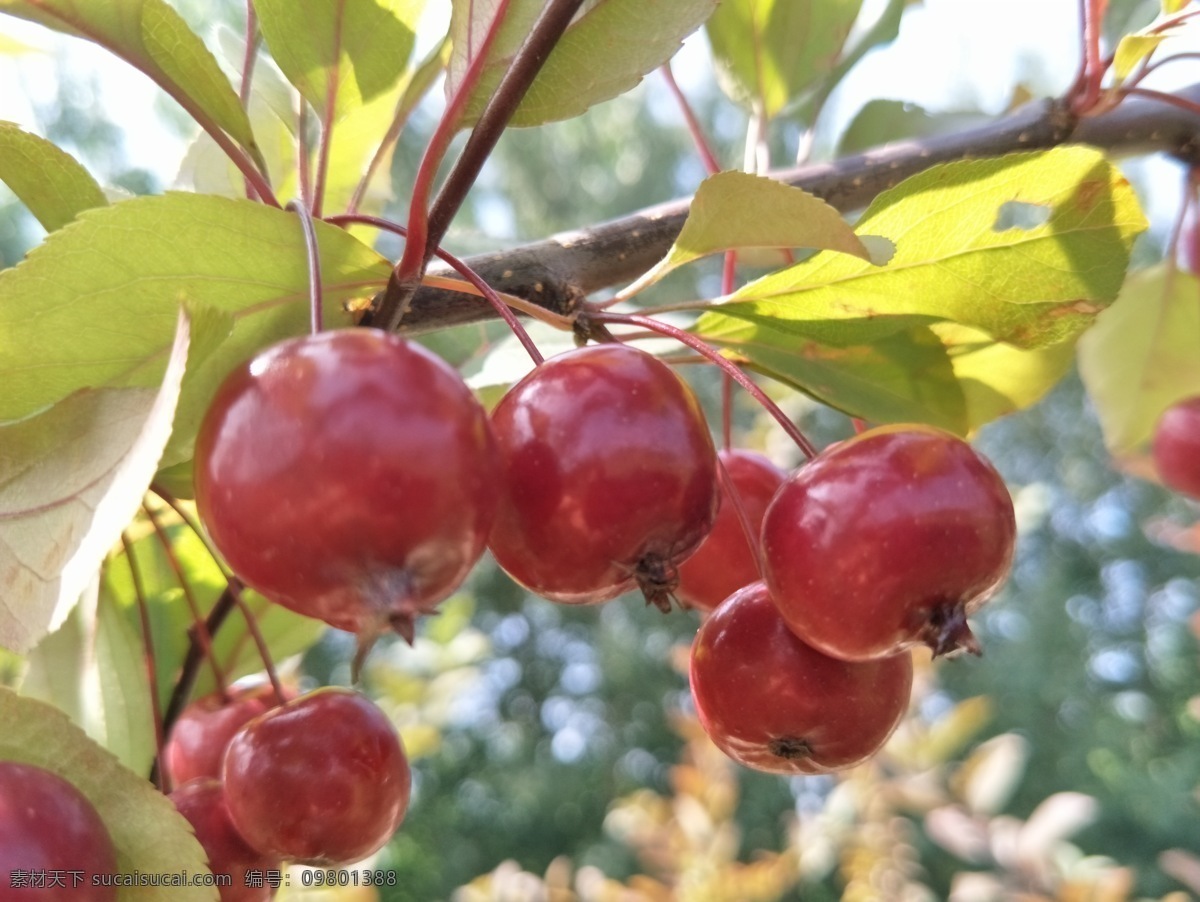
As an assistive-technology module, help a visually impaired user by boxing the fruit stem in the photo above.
[328,213,544,364]
[716,456,765,581]
[153,586,238,787]
[119,532,168,792]
[226,578,289,706]
[298,103,314,211]
[143,502,229,700]
[287,200,324,334]
[590,311,817,459]
[660,62,722,176]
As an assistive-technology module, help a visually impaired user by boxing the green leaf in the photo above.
[621,171,891,298]
[837,99,983,157]
[1113,33,1167,80]
[1077,265,1200,454]
[449,0,718,128]
[22,579,157,775]
[0,121,106,231]
[932,323,1075,431]
[702,146,1147,350]
[0,688,215,901]
[0,313,189,655]
[254,0,419,116]
[706,0,864,119]
[696,315,970,433]
[99,520,325,709]
[0,0,257,154]
[0,193,392,468]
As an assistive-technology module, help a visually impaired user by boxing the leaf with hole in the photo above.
[700,146,1147,350]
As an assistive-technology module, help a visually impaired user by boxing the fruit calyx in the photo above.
[767,736,815,762]
[919,602,983,658]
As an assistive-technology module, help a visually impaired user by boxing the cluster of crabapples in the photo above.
[30,325,1016,898]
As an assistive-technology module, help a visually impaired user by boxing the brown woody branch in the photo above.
[392,84,1200,334]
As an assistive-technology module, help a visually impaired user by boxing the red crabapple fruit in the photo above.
[0,761,118,901]
[1152,396,1200,501]
[170,779,280,902]
[689,582,913,774]
[222,688,411,865]
[194,328,499,641]
[762,425,1015,660]
[488,343,719,610]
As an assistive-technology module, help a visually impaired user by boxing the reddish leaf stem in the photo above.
[311,12,344,219]
[225,579,288,706]
[590,311,817,459]
[287,200,324,334]
[660,62,722,176]
[143,503,228,700]
[385,0,515,325]
[153,587,237,787]
[329,213,543,363]
[119,533,167,791]
[1123,86,1200,117]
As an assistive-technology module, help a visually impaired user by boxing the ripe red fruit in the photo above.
[222,688,411,865]
[689,581,912,774]
[488,344,719,610]
[1153,396,1200,500]
[0,761,118,901]
[170,779,280,902]
[762,425,1015,660]
[676,449,785,612]
[164,684,284,786]
[194,329,499,640]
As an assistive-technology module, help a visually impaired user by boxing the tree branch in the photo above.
[391,84,1200,334]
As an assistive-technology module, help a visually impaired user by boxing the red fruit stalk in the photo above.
[689,582,913,774]
[676,449,785,612]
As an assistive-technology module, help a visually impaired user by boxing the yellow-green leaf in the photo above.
[697,315,969,433]
[621,170,891,298]
[703,146,1147,350]
[254,0,419,118]
[1113,33,1166,80]
[0,120,107,231]
[1077,265,1200,454]
[0,313,189,655]
[0,688,215,901]
[0,193,392,468]
[706,0,864,119]
[449,0,717,128]
[0,0,257,154]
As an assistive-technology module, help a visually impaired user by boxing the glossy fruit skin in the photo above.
[676,449,785,612]
[164,684,283,786]
[194,329,499,637]
[762,424,1015,660]
[170,779,280,902]
[689,581,912,774]
[488,344,719,609]
[0,762,118,901]
[222,688,411,865]
[1153,397,1200,500]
